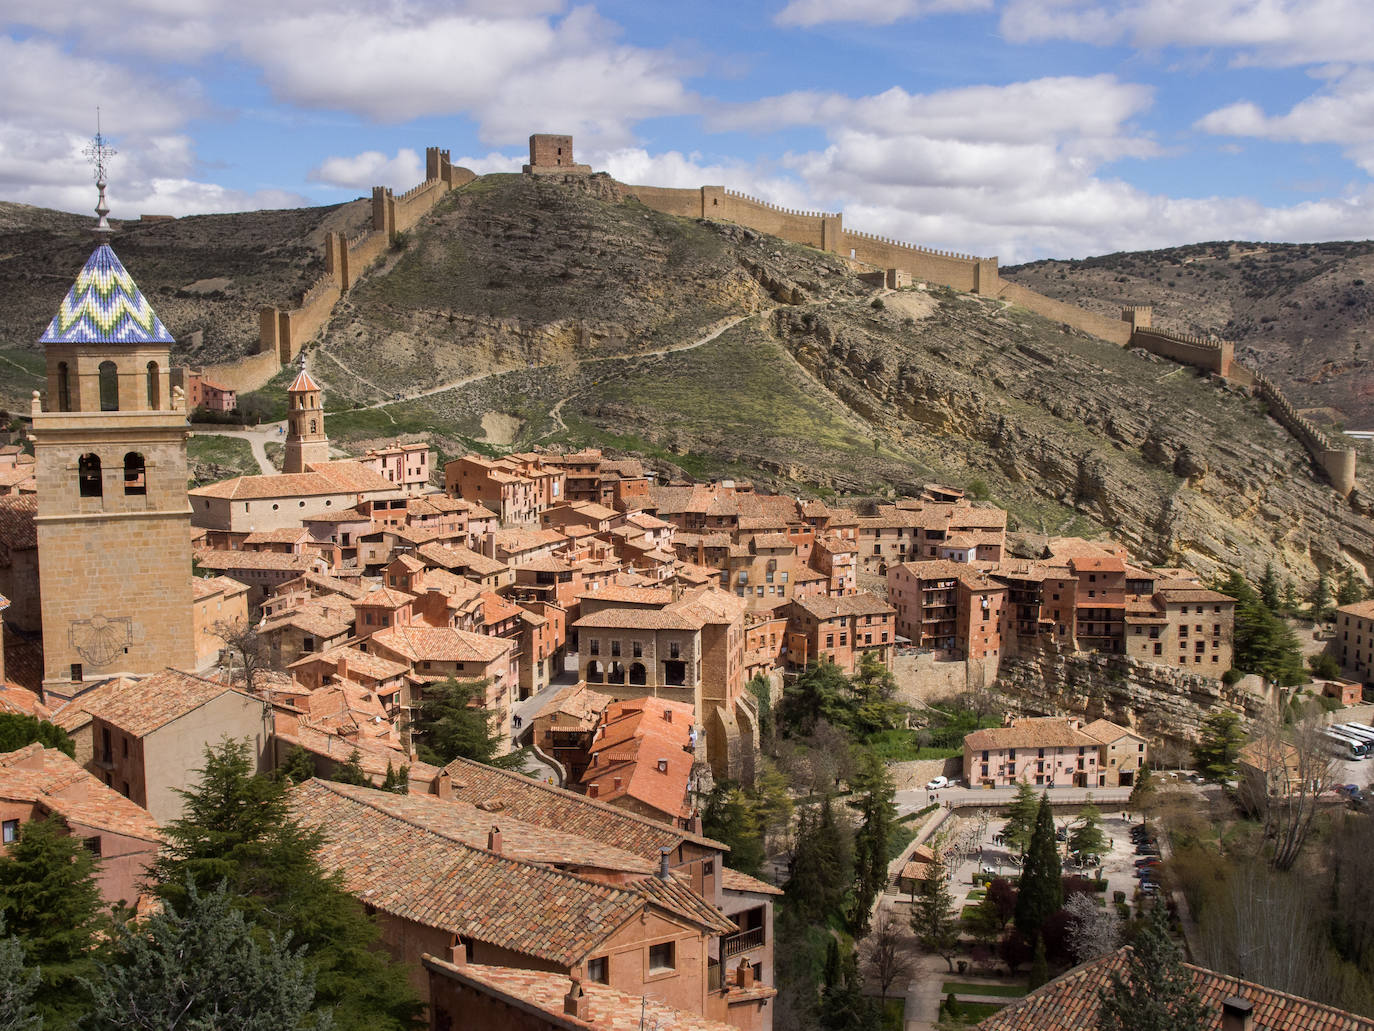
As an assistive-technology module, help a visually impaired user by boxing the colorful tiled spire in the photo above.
[40,244,175,345]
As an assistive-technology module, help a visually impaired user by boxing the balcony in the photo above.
[721,926,766,960]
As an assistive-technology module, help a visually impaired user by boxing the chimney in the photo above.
[663,707,672,723]
[688,814,703,836]
[659,847,671,880]
[612,775,622,792]
[657,759,668,773]
[735,959,755,989]
[435,769,452,800]
[588,782,599,798]
[336,654,348,680]
[447,934,466,967]
[563,976,589,1019]
[1222,998,1253,1031]
[487,825,502,853]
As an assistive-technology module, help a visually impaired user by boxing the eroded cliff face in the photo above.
[768,291,1374,584]
[994,651,1269,747]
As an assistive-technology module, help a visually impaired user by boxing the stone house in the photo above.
[1079,718,1148,787]
[0,743,160,907]
[190,574,250,670]
[1335,600,1374,686]
[580,698,697,827]
[963,716,1102,789]
[445,454,565,527]
[361,442,431,494]
[781,593,895,674]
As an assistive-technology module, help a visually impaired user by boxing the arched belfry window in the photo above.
[309,419,317,434]
[56,362,71,412]
[146,362,160,410]
[123,453,146,496]
[78,454,102,498]
[98,361,119,412]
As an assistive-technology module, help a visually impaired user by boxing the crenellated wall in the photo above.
[1129,326,1234,377]
[1251,370,1357,497]
[232,146,474,395]
[996,282,1133,345]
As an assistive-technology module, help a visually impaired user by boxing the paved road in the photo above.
[896,784,1134,816]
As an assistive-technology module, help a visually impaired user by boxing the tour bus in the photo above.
[1322,729,1369,760]
[1336,723,1374,748]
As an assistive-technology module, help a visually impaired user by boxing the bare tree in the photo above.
[861,908,914,1003]
[212,617,270,695]
[1241,705,1335,871]
[1064,890,1119,964]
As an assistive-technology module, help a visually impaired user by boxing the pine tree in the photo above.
[910,855,960,971]
[151,740,423,1031]
[850,652,906,735]
[819,938,880,1031]
[1128,766,1155,815]
[85,880,329,1031]
[786,795,853,925]
[0,915,40,1031]
[1028,934,1049,989]
[1193,711,1245,782]
[0,816,105,1029]
[410,677,519,768]
[1216,571,1306,686]
[780,661,854,737]
[849,752,896,934]
[1096,904,1211,1031]
[275,744,316,784]
[1014,794,1063,941]
[1068,802,1109,863]
[704,785,765,877]
[1337,570,1367,606]
[1258,564,1281,613]
[1310,574,1333,622]
[381,760,410,794]
[330,749,370,786]
[1002,781,1040,856]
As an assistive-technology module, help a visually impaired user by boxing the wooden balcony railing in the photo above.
[721,926,765,960]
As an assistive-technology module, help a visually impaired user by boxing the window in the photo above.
[123,452,146,495]
[589,639,600,656]
[98,360,119,411]
[648,941,675,974]
[57,361,71,411]
[146,361,160,409]
[2,819,17,844]
[632,641,643,658]
[610,640,621,657]
[78,453,102,498]
[669,642,680,659]
[71,663,83,682]
[587,956,608,984]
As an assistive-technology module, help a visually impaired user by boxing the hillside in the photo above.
[1004,241,1374,428]
[2,177,1372,585]
[0,198,372,408]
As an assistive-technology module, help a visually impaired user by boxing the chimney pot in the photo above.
[664,708,672,723]
[659,847,671,880]
[563,976,588,1019]
[588,782,599,798]
[487,825,501,853]
[1222,997,1253,1031]
[735,959,755,989]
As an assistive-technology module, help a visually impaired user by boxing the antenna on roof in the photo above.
[83,108,117,236]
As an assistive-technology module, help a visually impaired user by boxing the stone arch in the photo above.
[607,661,626,685]
[98,360,119,411]
[629,662,647,686]
[586,659,604,681]
[78,453,102,497]
[123,452,146,496]
[146,361,160,410]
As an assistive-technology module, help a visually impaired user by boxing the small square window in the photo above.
[587,956,608,983]
[649,941,675,974]
[2,819,18,844]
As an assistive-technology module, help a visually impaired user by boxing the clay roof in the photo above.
[368,625,513,664]
[0,744,160,841]
[534,682,615,728]
[288,779,654,965]
[191,574,249,601]
[261,597,355,639]
[1079,719,1143,745]
[789,592,895,620]
[441,756,725,860]
[490,527,568,553]
[580,698,695,821]
[306,461,399,494]
[573,608,700,631]
[190,472,351,500]
[1155,581,1234,604]
[0,682,47,719]
[243,527,310,545]
[721,866,785,896]
[974,946,1374,1031]
[194,549,323,573]
[1339,600,1374,620]
[276,572,368,600]
[0,494,37,549]
[352,586,415,610]
[964,717,1101,752]
[582,585,674,607]
[288,368,321,393]
[289,644,410,682]
[57,668,251,739]
[423,960,747,1031]
[41,244,174,345]
[417,543,507,577]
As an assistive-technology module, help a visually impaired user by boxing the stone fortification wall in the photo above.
[229,146,472,394]
[628,184,705,218]
[997,281,1133,346]
[713,187,843,252]
[995,649,1268,748]
[843,229,990,294]
[1131,326,1234,377]
[1251,370,1357,496]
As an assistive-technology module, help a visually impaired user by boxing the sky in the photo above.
[3,0,1374,263]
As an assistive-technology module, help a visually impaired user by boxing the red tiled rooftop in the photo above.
[0,744,159,842]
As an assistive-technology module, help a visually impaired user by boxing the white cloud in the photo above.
[1197,67,1374,174]
[309,149,425,191]
[774,0,991,28]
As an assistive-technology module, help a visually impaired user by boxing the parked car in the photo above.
[1140,882,1159,895]
[1134,856,1162,868]
[926,776,949,790]
[1135,843,1160,855]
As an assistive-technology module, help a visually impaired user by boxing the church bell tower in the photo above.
[31,130,194,698]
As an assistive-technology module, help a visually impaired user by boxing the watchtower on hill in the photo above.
[283,367,330,474]
[31,145,193,697]
[523,134,592,175]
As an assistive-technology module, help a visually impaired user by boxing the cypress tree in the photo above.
[849,752,896,933]
[1002,781,1040,856]
[1014,793,1063,940]
[910,855,960,972]
[704,785,765,877]
[0,816,105,1030]
[330,748,370,786]
[1258,563,1281,613]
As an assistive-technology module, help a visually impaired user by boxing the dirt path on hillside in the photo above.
[331,313,754,417]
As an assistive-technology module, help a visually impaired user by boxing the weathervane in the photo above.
[82,108,116,235]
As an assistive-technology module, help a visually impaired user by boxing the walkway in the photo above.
[188,422,284,476]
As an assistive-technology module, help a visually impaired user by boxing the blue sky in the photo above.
[3,0,1373,262]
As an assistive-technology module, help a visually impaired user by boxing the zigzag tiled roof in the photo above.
[41,244,174,345]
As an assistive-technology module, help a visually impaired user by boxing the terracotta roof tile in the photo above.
[57,668,250,738]
[0,744,160,842]
[369,625,513,664]
[0,494,37,549]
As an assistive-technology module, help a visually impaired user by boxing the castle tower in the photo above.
[32,142,193,697]
[283,367,329,473]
